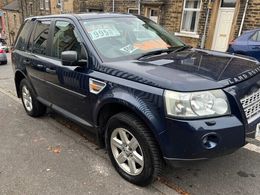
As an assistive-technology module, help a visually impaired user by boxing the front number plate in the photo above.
[256,123,260,137]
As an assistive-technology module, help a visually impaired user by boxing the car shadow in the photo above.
[46,110,260,195]
[162,147,260,195]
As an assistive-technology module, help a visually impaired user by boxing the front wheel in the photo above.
[106,112,163,186]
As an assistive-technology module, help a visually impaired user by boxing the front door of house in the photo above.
[212,0,236,52]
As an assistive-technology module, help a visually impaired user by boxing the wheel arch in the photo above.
[14,70,27,98]
[93,93,165,154]
[14,70,38,98]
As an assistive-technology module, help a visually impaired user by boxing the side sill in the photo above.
[37,97,95,132]
[52,104,93,128]
[37,96,52,107]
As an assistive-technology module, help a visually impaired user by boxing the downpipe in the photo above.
[238,0,250,36]
[201,0,212,49]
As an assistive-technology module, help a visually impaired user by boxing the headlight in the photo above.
[164,89,230,118]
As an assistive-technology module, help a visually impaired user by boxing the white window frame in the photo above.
[45,0,50,11]
[29,3,33,16]
[57,0,61,7]
[128,8,138,14]
[180,0,202,35]
[40,0,44,10]
[149,8,159,23]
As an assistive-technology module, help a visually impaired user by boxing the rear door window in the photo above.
[15,20,34,51]
[31,20,51,55]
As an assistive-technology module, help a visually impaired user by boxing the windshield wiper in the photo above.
[137,45,192,60]
[169,45,192,54]
[137,48,172,60]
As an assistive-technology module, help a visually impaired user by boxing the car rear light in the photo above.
[0,49,5,53]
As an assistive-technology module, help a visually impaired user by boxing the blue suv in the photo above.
[12,13,260,186]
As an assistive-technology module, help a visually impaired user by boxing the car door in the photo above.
[12,20,47,97]
[25,19,52,101]
[43,19,93,124]
[247,30,260,61]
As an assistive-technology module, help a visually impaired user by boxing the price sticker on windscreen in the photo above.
[86,24,120,41]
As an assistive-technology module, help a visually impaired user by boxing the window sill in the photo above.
[175,32,200,39]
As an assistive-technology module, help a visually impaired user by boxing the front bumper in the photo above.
[159,115,247,160]
[158,74,260,161]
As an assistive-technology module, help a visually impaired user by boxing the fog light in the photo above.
[201,133,219,150]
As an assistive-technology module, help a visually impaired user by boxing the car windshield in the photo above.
[82,16,185,62]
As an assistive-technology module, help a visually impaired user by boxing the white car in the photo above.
[0,41,9,53]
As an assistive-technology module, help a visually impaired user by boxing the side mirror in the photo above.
[61,51,78,66]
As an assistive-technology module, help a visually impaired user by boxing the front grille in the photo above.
[240,88,260,123]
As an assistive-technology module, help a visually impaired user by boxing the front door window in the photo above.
[52,21,82,59]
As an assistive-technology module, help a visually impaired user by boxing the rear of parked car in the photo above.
[0,48,7,65]
[227,29,260,61]
[12,14,260,186]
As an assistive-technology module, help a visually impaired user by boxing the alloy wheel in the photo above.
[110,128,144,176]
[22,85,33,112]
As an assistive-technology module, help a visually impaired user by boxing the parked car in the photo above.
[0,45,9,53]
[0,39,9,53]
[227,28,260,61]
[12,14,260,186]
[0,48,7,65]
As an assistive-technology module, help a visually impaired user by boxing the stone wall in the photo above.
[240,0,260,32]
[20,0,51,19]
[4,10,22,45]
[0,0,13,9]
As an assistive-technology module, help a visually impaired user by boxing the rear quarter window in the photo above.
[15,20,34,51]
[250,31,260,42]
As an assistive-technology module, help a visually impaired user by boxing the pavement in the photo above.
[0,54,260,195]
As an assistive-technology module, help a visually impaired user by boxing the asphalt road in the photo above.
[0,54,260,195]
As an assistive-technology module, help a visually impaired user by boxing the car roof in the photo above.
[26,12,136,21]
[243,28,260,34]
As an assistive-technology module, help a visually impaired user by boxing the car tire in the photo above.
[106,112,163,186]
[20,79,46,117]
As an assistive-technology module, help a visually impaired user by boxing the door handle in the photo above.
[23,59,30,65]
[36,64,44,68]
[46,68,56,74]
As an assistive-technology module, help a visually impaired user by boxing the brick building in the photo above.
[1,0,260,51]
[49,0,74,14]
[0,0,13,40]
[2,0,22,44]
[20,0,51,18]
